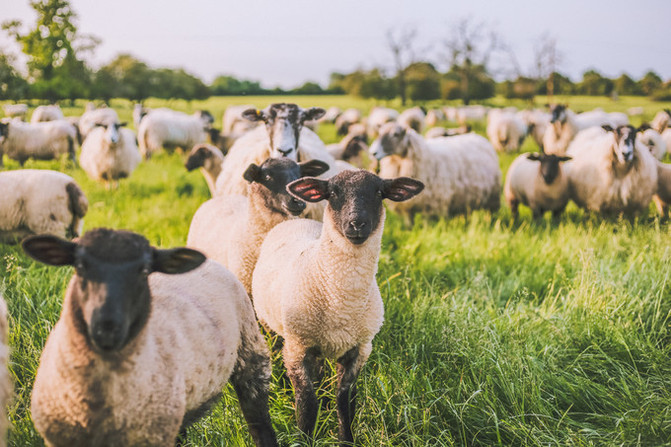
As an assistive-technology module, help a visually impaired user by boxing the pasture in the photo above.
[2,95,671,446]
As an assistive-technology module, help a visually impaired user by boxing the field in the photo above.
[2,95,671,446]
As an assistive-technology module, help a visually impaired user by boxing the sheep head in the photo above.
[369,122,407,160]
[526,152,572,185]
[603,124,637,164]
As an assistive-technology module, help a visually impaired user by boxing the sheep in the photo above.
[0,169,87,243]
[326,123,369,168]
[0,119,77,166]
[542,104,580,155]
[504,151,572,219]
[651,109,671,134]
[138,108,214,159]
[627,106,644,117]
[424,125,471,139]
[185,144,225,196]
[222,104,257,136]
[567,124,657,216]
[653,161,671,216]
[370,122,501,221]
[80,121,141,188]
[78,106,120,141]
[335,108,363,135]
[0,294,10,447]
[486,109,528,153]
[574,108,629,129]
[456,105,489,125]
[636,124,667,160]
[31,105,64,123]
[367,106,399,138]
[397,106,426,133]
[2,103,28,120]
[22,228,278,447]
[252,169,424,445]
[517,109,551,149]
[425,108,445,127]
[187,158,329,296]
[319,106,342,123]
[133,103,151,129]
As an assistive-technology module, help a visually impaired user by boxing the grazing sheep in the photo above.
[23,228,278,447]
[0,169,87,242]
[504,151,572,218]
[486,109,528,153]
[651,109,671,134]
[335,108,363,135]
[636,124,667,160]
[0,119,77,166]
[2,103,28,120]
[425,108,445,127]
[567,125,657,216]
[326,123,369,168]
[185,144,225,196]
[398,106,426,133]
[80,121,141,188]
[0,294,10,447]
[367,107,399,138]
[424,125,471,139]
[370,122,501,221]
[78,106,120,141]
[138,109,214,159]
[252,170,423,445]
[188,158,329,295]
[543,104,580,155]
[31,105,64,123]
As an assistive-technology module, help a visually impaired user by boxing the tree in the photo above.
[94,54,152,101]
[578,69,613,96]
[210,75,265,96]
[532,33,561,98]
[292,81,324,95]
[0,52,28,100]
[638,71,663,96]
[386,26,420,105]
[403,62,441,101]
[613,73,640,96]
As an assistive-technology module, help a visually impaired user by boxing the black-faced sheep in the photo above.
[252,170,423,445]
[185,144,225,196]
[326,123,369,168]
[398,106,426,133]
[335,108,363,135]
[543,104,580,155]
[367,106,399,138]
[78,106,120,141]
[23,228,278,447]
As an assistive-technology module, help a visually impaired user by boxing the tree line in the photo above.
[1,0,669,104]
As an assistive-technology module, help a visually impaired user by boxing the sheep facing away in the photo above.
[79,121,141,188]
[567,125,657,216]
[486,109,528,153]
[30,105,64,123]
[370,122,501,221]
[22,229,278,447]
[0,119,77,166]
[0,169,88,243]
[187,158,329,296]
[504,152,572,218]
[185,144,225,196]
[252,170,423,444]
[138,109,214,159]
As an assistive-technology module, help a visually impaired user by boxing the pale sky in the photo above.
[1,0,669,89]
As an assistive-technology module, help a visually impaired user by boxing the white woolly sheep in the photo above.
[188,158,329,295]
[78,106,120,141]
[567,124,657,215]
[370,122,501,221]
[0,119,77,166]
[517,109,550,149]
[543,104,580,155]
[398,106,426,133]
[23,228,278,447]
[326,123,369,168]
[138,108,214,159]
[0,169,87,243]
[31,105,64,123]
[335,108,363,135]
[132,103,151,129]
[653,161,671,216]
[424,125,471,139]
[425,108,445,127]
[0,294,10,447]
[367,106,399,138]
[486,109,528,153]
[627,106,644,117]
[319,106,342,123]
[2,103,28,120]
[456,105,489,125]
[504,151,572,218]
[252,170,423,445]
[185,143,225,196]
[222,104,257,136]
[652,109,671,134]
[574,108,629,129]
[636,124,667,160]
[80,121,141,188]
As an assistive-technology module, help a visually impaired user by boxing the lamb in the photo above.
[185,144,225,196]
[2,103,28,120]
[425,108,445,127]
[22,229,277,447]
[0,169,87,243]
[424,125,470,139]
[252,170,423,445]
[80,121,141,188]
[486,108,528,153]
[398,106,426,133]
[326,123,369,168]
[0,119,77,166]
[504,151,572,218]
[370,122,501,221]
[31,105,64,123]
[78,106,120,141]
[138,108,214,159]
[187,158,329,295]
[334,108,363,135]
[0,294,10,447]
[567,124,657,216]
[636,124,667,160]
[542,104,580,155]
[367,106,399,138]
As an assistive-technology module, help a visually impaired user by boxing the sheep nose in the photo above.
[278,147,293,156]
[349,220,367,231]
[93,319,124,350]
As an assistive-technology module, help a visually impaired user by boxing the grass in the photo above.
[2,95,671,446]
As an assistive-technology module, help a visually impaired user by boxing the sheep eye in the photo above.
[264,174,272,182]
[376,190,383,198]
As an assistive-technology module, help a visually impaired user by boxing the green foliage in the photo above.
[404,62,441,102]
[578,69,614,96]
[638,71,663,96]
[0,53,28,100]
[613,73,641,96]
[210,75,265,96]
[501,76,537,100]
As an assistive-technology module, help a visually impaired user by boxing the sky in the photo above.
[1,0,669,89]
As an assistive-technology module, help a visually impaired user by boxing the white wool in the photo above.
[0,119,77,165]
[653,161,671,216]
[398,107,426,133]
[543,109,579,155]
[517,109,550,149]
[80,127,141,184]
[320,106,342,123]
[222,105,256,136]
[30,105,64,123]
[425,109,444,127]
[652,110,671,134]
[662,129,671,157]
[367,107,398,138]
[638,128,667,161]
[0,169,87,242]
[138,109,209,158]
[2,103,28,119]
[574,109,628,130]
[78,108,120,140]
[335,108,363,134]
[486,109,527,153]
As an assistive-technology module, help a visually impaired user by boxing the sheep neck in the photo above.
[247,184,293,240]
[200,163,221,196]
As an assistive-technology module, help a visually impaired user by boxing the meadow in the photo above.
[2,95,671,446]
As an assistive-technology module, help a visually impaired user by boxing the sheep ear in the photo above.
[382,177,424,202]
[152,247,206,274]
[602,124,614,133]
[526,153,542,161]
[242,108,266,123]
[637,123,651,132]
[287,177,330,202]
[242,163,261,183]
[22,235,76,266]
[118,122,128,127]
[558,156,572,162]
[298,160,330,178]
[300,107,326,123]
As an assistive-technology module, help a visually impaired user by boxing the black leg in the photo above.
[336,346,364,446]
[175,428,187,447]
[285,346,321,438]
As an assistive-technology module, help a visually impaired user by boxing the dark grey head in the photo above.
[602,124,637,164]
[369,122,407,160]
[549,104,568,124]
[22,229,205,355]
[195,110,214,126]
[342,135,369,162]
[242,103,326,160]
[185,144,222,171]
[0,122,9,139]
[243,158,329,216]
[94,121,127,145]
[526,152,572,184]
[288,170,424,245]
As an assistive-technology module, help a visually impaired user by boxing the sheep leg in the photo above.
[336,345,368,445]
[653,195,668,218]
[285,345,320,438]
[532,207,543,220]
[68,136,77,166]
[552,208,564,220]
[509,199,519,219]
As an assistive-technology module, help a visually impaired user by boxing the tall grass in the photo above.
[1,96,671,446]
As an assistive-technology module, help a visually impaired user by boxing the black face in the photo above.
[527,153,571,185]
[342,136,368,161]
[549,104,567,124]
[197,110,215,126]
[0,122,9,139]
[22,228,206,355]
[185,146,210,171]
